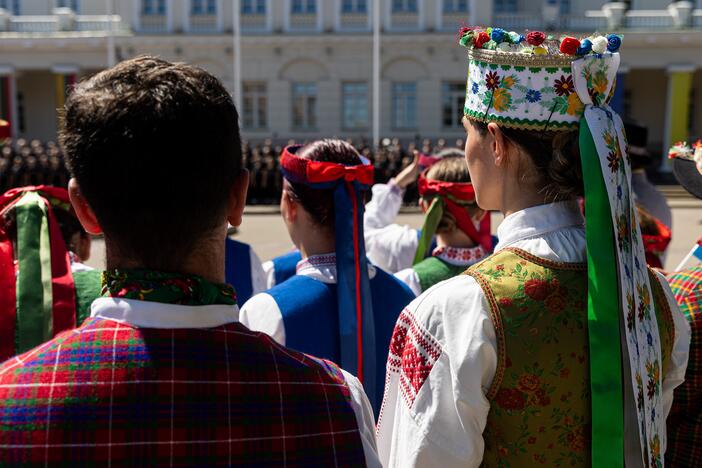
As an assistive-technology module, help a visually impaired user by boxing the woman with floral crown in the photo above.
[377,28,690,467]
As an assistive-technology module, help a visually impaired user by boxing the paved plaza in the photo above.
[85,196,702,274]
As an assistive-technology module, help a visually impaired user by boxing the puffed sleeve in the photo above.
[376,275,498,468]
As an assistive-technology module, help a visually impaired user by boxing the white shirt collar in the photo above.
[296,253,377,284]
[495,200,585,252]
[90,297,240,329]
[432,245,487,266]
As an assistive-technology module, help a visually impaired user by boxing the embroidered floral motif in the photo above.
[471,82,479,94]
[387,309,442,408]
[432,245,486,266]
[101,269,237,306]
[526,89,542,103]
[553,75,574,96]
[486,71,501,90]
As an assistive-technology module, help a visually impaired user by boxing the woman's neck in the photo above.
[500,176,551,218]
[297,229,336,260]
[435,230,475,249]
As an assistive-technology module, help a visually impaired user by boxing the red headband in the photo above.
[418,175,476,202]
[280,145,374,186]
[418,173,491,251]
[418,153,442,169]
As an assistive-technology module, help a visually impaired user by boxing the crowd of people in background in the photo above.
[0,137,465,206]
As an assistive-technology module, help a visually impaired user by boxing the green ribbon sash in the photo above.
[14,192,54,354]
[413,197,445,266]
[580,120,624,467]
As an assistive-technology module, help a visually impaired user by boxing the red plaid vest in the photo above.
[0,317,366,466]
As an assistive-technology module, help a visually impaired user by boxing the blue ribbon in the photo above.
[281,168,377,404]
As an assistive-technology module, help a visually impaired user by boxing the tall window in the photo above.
[392,0,418,13]
[242,82,267,130]
[443,0,468,13]
[342,83,369,130]
[494,0,517,14]
[292,83,317,130]
[56,0,79,10]
[242,0,266,14]
[191,0,216,15]
[442,82,464,129]
[546,0,570,14]
[342,0,367,14]
[142,0,166,15]
[0,0,20,13]
[291,0,316,14]
[392,82,417,130]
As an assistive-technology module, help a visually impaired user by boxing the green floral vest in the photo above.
[466,248,674,468]
[413,257,468,293]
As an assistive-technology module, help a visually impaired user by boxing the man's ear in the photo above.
[68,178,103,235]
[487,122,509,167]
[226,169,250,228]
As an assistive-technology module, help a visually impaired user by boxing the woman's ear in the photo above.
[487,122,509,167]
[68,178,103,235]
[280,188,298,224]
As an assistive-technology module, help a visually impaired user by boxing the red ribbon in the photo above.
[418,176,476,202]
[418,153,441,169]
[0,227,16,361]
[280,146,375,186]
[418,175,492,251]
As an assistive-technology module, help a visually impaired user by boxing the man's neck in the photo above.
[104,233,226,284]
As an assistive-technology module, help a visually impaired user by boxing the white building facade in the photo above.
[0,0,701,157]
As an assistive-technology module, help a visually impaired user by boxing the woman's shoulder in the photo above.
[403,275,490,341]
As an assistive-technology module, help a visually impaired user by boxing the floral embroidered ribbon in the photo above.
[574,54,664,468]
[101,269,237,306]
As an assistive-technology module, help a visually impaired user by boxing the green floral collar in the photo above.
[101,269,236,306]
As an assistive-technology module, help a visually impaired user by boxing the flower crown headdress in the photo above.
[459,27,622,131]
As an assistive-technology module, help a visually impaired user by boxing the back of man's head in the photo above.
[60,56,242,270]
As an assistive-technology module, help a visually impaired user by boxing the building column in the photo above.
[662,65,695,171]
[51,65,79,123]
[610,66,628,117]
[0,65,17,139]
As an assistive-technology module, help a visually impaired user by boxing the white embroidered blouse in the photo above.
[376,200,690,468]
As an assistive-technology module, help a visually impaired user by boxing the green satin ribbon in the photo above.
[580,120,624,467]
[413,197,445,266]
[15,192,53,354]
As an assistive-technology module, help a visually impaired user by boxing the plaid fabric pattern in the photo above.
[666,265,702,467]
[0,317,365,467]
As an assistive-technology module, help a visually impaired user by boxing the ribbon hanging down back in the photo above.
[280,146,377,406]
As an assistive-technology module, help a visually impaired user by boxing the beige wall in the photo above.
[1,0,700,142]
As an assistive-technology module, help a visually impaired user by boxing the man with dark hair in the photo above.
[0,57,379,466]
